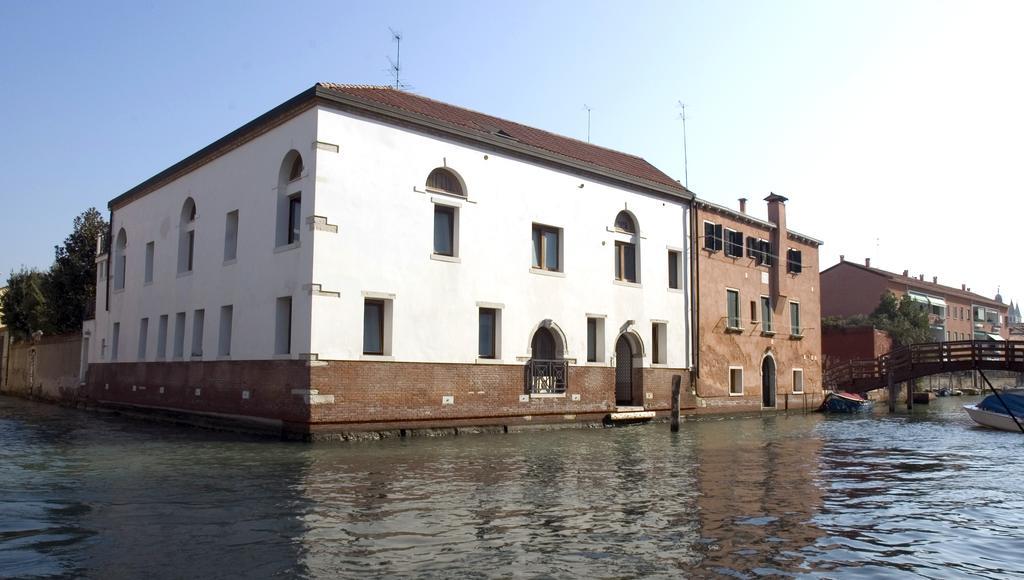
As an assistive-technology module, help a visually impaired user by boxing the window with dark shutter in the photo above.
[787,249,803,274]
[703,222,718,251]
[760,240,773,266]
[725,229,744,258]
[714,224,723,251]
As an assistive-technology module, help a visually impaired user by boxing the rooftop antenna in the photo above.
[387,28,408,90]
[677,101,688,188]
[583,104,592,143]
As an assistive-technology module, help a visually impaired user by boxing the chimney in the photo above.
[919,274,924,281]
[962,284,967,291]
[865,258,871,267]
[933,276,938,284]
[840,254,845,262]
[738,198,748,214]
[765,193,789,300]
[903,270,909,277]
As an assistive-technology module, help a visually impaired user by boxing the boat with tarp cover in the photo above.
[820,391,874,413]
[964,389,1024,432]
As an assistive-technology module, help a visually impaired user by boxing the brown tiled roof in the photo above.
[110,83,688,210]
[822,261,1007,308]
[318,83,687,193]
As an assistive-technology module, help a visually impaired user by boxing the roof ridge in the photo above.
[320,82,664,164]
[832,261,1005,305]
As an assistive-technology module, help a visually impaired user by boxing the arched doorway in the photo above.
[615,335,634,405]
[762,356,777,408]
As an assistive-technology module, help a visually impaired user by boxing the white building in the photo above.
[83,84,695,438]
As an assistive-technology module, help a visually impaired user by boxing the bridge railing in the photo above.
[826,340,1023,390]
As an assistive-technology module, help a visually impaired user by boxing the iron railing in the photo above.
[525,359,568,395]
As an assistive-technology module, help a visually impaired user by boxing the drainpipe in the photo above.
[105,209,113,313]
[690,202,701,394]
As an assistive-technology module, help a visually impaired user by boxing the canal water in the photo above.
[2,395,1023,579]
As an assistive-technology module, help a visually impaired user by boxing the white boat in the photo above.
[964,404,1024,432]
[964,389,1024,432]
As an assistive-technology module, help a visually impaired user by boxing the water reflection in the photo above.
[3,396,1024,578]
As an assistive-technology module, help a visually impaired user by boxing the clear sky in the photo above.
[1,0,1020,305]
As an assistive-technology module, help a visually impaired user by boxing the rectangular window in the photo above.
[790,301,802,336]
[667,250,681,289]
[191,309,204,357]
[787,248,803,274]
[363,299,384,355]
[433,205,456,256]
[761,296,773,332]
[156,314,168,360]
[750,300,758,324]
[111,322,120,361]
[730,367,743,395]
[748,237,770,266]
[173,312,186,359]
[531,224,561,271]
[703,221,723,252]
[759,239,773,266]
[224,210,238,262]
[144,241,154,284]
[186,230,195,272]
[727,289,741,329]
[275,297,292,355]
[218,305,233,357]
[724,229,744,257]
[614,241,637,282]
[793,369,804,394]
[652,322,667,364]
[586,316,605,363]
[478,308,497,359]
[137,318,149,360]
[115,252,126,290]
[287,194,301,245]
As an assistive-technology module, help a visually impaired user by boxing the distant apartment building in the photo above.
[820,258,1010,341]
[692,195,824,412]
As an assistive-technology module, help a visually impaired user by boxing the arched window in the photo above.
[614,211,636,234]
[531,327,557,360]
[113,228,127,290]
[277,150,303,247]
[426,168,465,197]
[288,155,304,182]
[178,198,197,273]
[613,211,639,283]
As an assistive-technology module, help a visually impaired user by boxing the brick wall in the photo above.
[81,359,692,435]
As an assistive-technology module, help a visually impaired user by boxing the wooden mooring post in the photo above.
[670,374,681,432]
[907,380,914,410]
[888,370,896,413]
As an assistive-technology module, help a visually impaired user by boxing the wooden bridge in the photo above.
[825,340,1024,394]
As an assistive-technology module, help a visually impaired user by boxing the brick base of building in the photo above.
[77,359,810,439]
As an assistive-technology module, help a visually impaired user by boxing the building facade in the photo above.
[692,196,824,413]
[820,258,1010,341]
[82,84,700,437]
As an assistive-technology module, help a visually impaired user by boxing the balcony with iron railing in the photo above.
[524,359,568,395]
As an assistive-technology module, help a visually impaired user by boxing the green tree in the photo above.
[0,268,51,340]
[44,208,108,333]
[870,291,932,347]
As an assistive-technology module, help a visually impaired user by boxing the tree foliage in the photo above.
[45,208,108,332]
[822,292,932,347]
[870,292,932,347]
[0,268,51,340]
[2,208,108,340]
